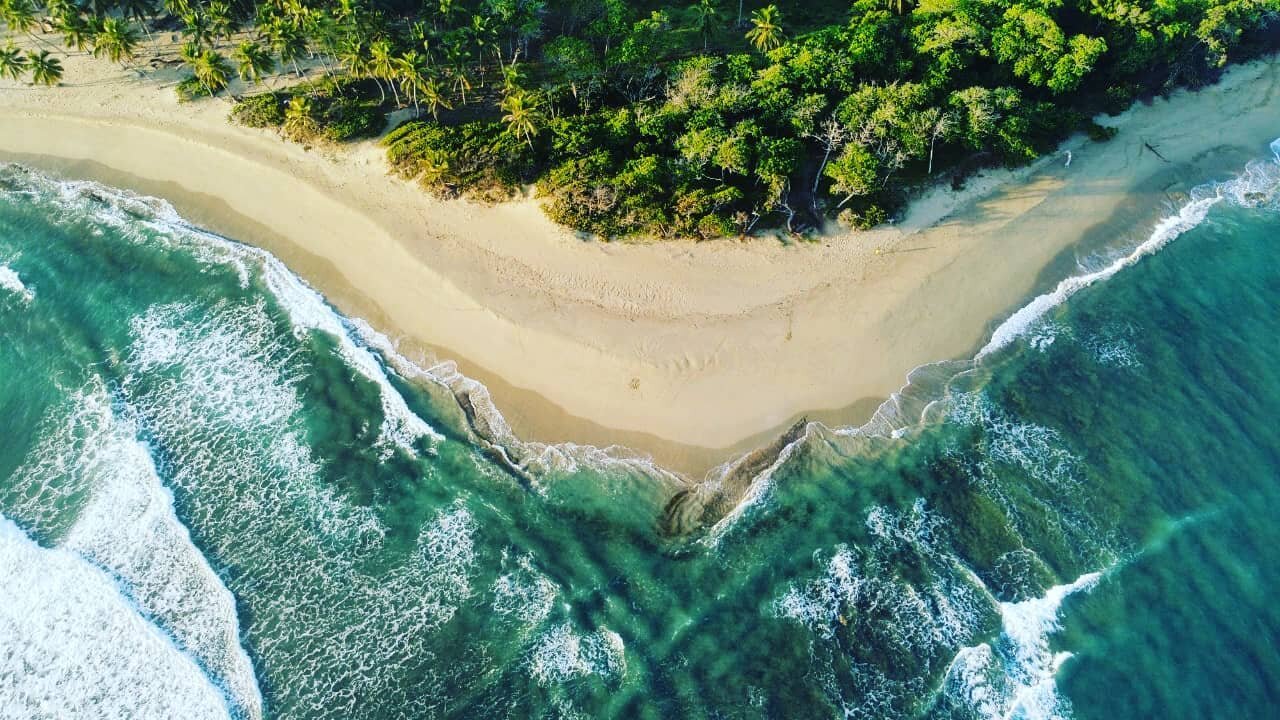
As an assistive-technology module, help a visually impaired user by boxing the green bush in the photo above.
[175,75,214,102]
[1086,121,1119,142]
[314,97,384,142]
[230,93,286,128]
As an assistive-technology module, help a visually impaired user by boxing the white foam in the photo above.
[940,571,1103,720]
[978,195,1220,359]
[0,515,234,720]
[11,169,442,458]
[773,502,999,717]
[115,291,482,719]
[979,137,1280,360]
[528,623,627,686]
[492,552,559,629]
[11,382,264,720]
[0,262,33,303]
[351,317,689,492]
[256,256,443,457]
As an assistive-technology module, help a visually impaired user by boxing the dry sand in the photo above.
[2,43,1278,476]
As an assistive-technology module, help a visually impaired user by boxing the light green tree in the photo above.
[233,40,274,86]
[27,49,64,86]
[501,90,544,148]
[0,42,29,81]
[92,18,140,67]
[192,48,232,96]
[745,4,784,53]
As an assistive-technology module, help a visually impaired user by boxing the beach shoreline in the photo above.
[3,49,1278,476]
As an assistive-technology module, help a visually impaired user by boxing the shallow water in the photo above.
[1,139,1278,719]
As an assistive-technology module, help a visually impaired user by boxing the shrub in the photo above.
[175,75,213,102]
[314,97,384,142]
[1086,121,1118,142]
[230,93,286,128]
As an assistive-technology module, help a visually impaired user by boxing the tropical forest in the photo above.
[3,0,1278,237]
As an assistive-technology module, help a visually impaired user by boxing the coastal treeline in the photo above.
[3,0,1279,237]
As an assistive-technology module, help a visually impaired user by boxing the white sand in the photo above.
[3,42,1277,474]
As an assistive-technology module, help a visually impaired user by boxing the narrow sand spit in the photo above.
[3,44,1277,474]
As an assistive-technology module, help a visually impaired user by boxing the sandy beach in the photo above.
[2,44,1278,476]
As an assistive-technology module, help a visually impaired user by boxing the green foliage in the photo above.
[231,79,384,143]
[175,74,214,101]
[230,92,287,128]
[1086,121,1119,142]
[28,0,1280,238]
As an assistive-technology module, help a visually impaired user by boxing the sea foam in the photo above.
[940,572,1103,720]
[0,515,234,720]
[0,262,32,303]
[979,136,1280,360]
[11,382,264,719]
[9,168,443,459]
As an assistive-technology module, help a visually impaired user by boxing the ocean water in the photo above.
[1,138,1278,720]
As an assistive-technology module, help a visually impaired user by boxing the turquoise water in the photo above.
[1,139,1278,720]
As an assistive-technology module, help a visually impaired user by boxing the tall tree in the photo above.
[56,14,98,53]
[691,0,721,50]
[92,18,140,67]
[395,49,431,114]
[745,4,784,53]
[206,0,235,46]
[119,0,156,36]
[26,49,64,86]
[181,10,215,50]
[267,19,307,77]
[191,48,231,95]
[233,40,274,86]
[418,74,451,119]
[0,41,28,80]
[500,90,544,148]
[369,38,401,105]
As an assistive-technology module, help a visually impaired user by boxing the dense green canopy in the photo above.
[5,0,1279,237]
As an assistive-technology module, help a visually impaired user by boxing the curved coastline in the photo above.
[2,53,1278,476]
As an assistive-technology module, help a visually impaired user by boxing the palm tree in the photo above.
[2,0,58,52]
[0,42,28,81]
[500,90,543,149]
[691,0,721,50]
[191,48,231,96]
[92,18,140,67]
[179,40,200,66]
[206,0,235,45]
[282,94,317,139]
[181,10,215,50]
[395,49,431,114]
[336,36,369,82]
[369,38,400,106]
[443,42,470,104]
[118,0,156,40]
[500,61,526,94]
[0,0,37,36]
[435,0,461,31]
[267,20,307,77]
[418,75,451,120]
[233,40,274,86]
[745,4,784,53]
[468,12,496,71]
[26,50,64,86]
[56,13,97,53]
